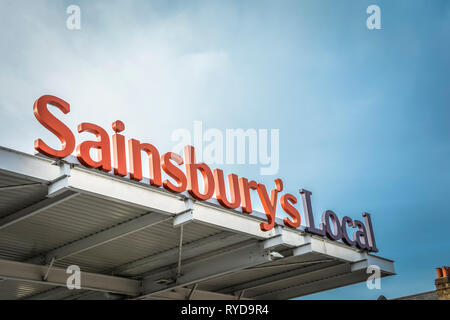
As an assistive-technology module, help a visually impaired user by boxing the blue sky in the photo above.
[0,0,449,299]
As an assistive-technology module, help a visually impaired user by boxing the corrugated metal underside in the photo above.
[196,252,340,299]
[54,220,222,273]
[0,164,393,300]
[0,171,229,299]
[0,281,54,300]
[0,172,48,219]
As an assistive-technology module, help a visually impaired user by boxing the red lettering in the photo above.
[161,152,187,193]
[184,145,215,201]
[257,179,283,231]
[238,177,258,214]
[281,193,301,228]
[112,120,127,176]
[33,95,75,158]
[213,169,241,209]
[76,123,111,172]
[128,139,162,186]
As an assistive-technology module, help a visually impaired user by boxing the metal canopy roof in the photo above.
[0,146,395,300]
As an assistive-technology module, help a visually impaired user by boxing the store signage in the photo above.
[33,95,378,252]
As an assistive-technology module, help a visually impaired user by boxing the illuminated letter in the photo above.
[281,193,301,228]
[129,139,162,186]
[161,152,187,193]
[112,121,127,176]
[353,220,369,250]
[33,95,75,158]
[341,216,355,246]
[299,189,325,236]
[363,212,378,252]
[184,145,215,201]
[257,179,283,232]
[76,123,111,172]
[213,169,241,209]
[238,177,258,214]
[322,210,342,241]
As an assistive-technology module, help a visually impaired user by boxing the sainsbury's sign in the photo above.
[33,95,378,252]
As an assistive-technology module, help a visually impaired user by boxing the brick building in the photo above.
[395,266,449,300]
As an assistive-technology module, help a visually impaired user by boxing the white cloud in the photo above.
[0,1,234,154]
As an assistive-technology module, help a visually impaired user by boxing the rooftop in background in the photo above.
[395,266,449,300]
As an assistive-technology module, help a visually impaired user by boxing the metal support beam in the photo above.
[137,242,273,299]
[218,239,395,296]
[219,260,341,295]
[0,183,42,191]
[177,225,184,278]
[0,258,141,296]
[0,190,78,230]
[351,254,395,275]
[42,257,55,281]
[27,212,170,264]
[68,291,126,300]
[187,284,198,300]
[173,203,278,239]
[262,227,309,250]
[50,290,126,300]
[26,232,249,300]
[250,255,395,300]
[293,236,367,262]
[63,168,186,215]
[27,287,80,300]
[0,147,61,183]
[252,265,366,300]
[110,232,248,276]
[149,287,251,300]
